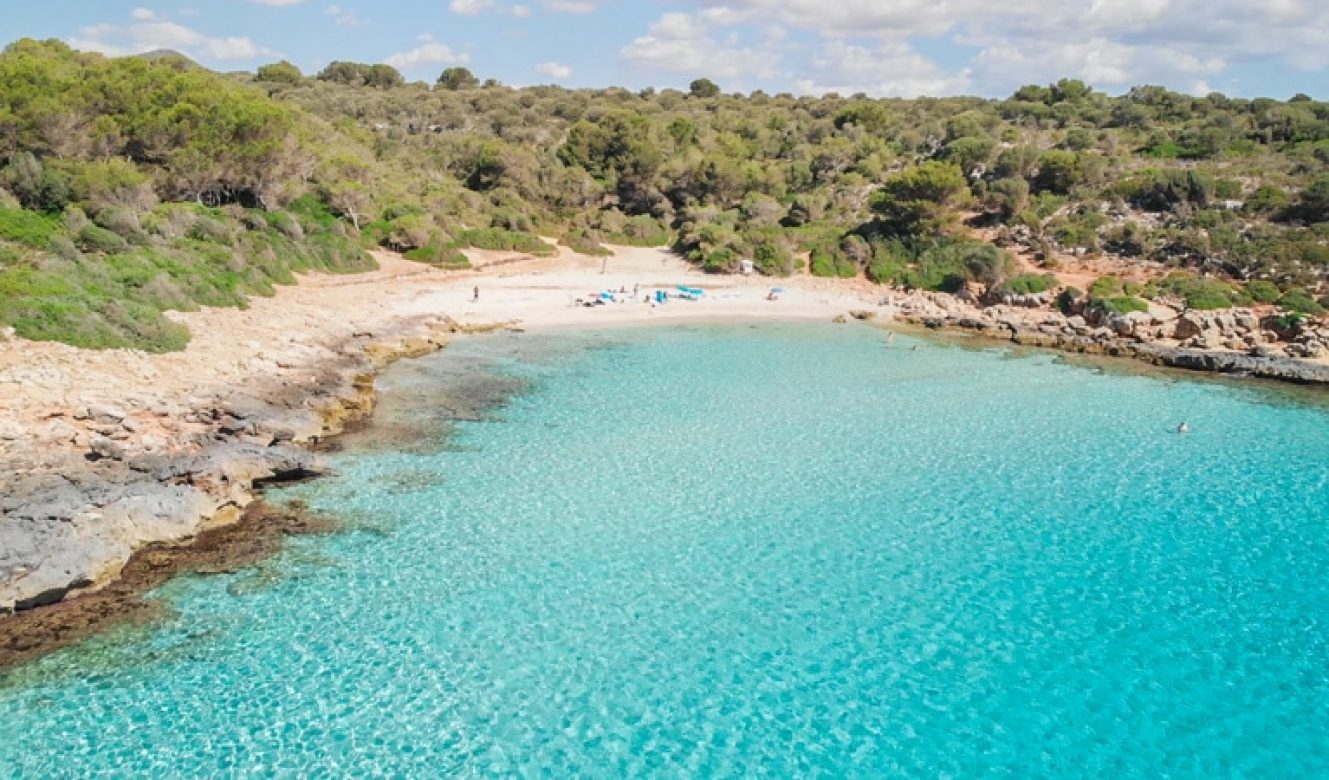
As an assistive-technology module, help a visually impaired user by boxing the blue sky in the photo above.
[9,0,1329,98]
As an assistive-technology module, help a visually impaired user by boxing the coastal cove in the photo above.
[6,23,1329,778]
[3,323,1329,775]
[3,244,1329,668]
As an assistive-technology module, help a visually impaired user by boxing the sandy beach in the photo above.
[2,241,1328,660]
[0,244,880,471]
[0,244,887,634]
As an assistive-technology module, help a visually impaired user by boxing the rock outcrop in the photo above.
[893,294,1329,386]
[0,318,462,615]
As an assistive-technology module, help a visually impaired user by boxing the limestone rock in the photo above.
[89,435,128,461]
[0,417,24,441]
[86,403,127,424]
[38,419,80,446]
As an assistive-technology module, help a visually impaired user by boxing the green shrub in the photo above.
[0,208,376,352]
[0,242,21,266]
[405,243,472,269]
[1030,192,1067,219]
[1277,288,1326,315]
[809,250,836,278]
[809,249,857,278]
[1245,185,1291,215]
[287,195,339,232]
[77,224,129,253]
[1155,273,1238,310]
[865,240,910,284]
[1089,275,1124,298]
[188,215,232,244]
[49,234,79,261]
[0,265,191,352]
[266,210,304,241]
[604,215,671,247]
[560,227,611,256]
[95,207,148,243]
[702,246,737,273]
[459,228,554,255]
[1183,280,1236,310]
[1005,273,1058,295]
[1267,313,1305,332]
[860,237,1002,291]
[750,235,795,276]
[0,208,58,248]
[1214,178,1243,200]
[1094,296,1149,315]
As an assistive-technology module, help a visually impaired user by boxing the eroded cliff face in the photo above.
[0,318,459,616]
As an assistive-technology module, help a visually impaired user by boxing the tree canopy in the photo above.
[437,67,478,91]
[316,61,403,88]
[689,78,721,98]
[2,37,1329,352]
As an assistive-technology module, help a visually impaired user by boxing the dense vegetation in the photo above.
[2,39,1328,350]
[0,41,378,350]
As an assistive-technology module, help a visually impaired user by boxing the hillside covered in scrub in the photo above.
[2,39,1329,351]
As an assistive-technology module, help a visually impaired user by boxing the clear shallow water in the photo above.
[3,324,1329,777]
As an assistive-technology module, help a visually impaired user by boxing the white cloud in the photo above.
[200,37,268,59]
[129,21,205,49]
[450,0,496,14]
[683,0,1019,38]
[625,0,1329,96]
[68,37,133,57]
[621,12,780,82]
[384,42,470,69]
[326,4,365,27]
[542,0,602,13]
[450,0,533,17]
[794,40,971,98]
[66,11,278,62]
[536,61,573,79]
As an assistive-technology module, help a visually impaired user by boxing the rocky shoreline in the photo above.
[888,292,1329,386]
[2,271,1326,669]
[0,500,338,669]
[0,316,478,629]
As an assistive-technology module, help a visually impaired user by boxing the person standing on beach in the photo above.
[472,286,479,303]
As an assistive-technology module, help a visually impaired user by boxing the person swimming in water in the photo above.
[1177,422,1191,434]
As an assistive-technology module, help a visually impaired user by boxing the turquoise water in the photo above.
[3,323,1329,777]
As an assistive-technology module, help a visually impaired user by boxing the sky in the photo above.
[8,0,1329,99]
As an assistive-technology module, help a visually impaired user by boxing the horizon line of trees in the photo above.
[2,37,1329,353]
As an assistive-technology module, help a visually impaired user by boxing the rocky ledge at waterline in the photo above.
[895,293,1329,385]
[0,318,467,620]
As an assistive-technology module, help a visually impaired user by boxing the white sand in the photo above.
[398,244,882,329]
[0,245,882,464]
